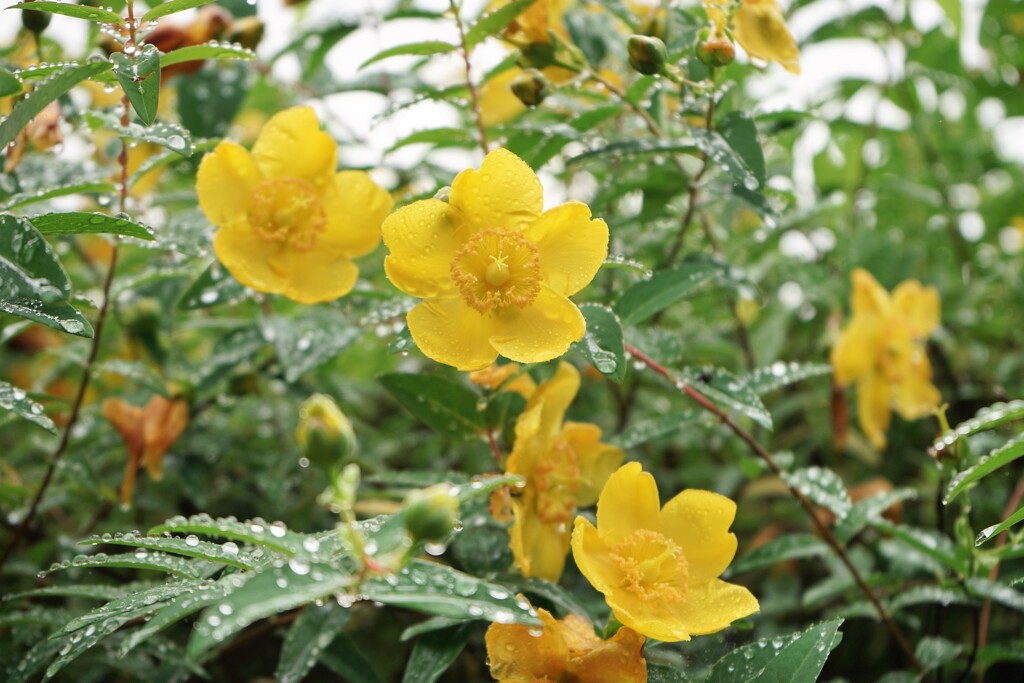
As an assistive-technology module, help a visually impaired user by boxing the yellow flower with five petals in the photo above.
[503,362,623,581]
[485,608,646,683]
[381,148,608,371]
[705,0,801,74]
[196,106,393,304]
[571,462,759,642]
[831,268,941,449]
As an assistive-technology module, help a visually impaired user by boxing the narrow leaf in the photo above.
[28,212,155,240]
[379,373,484,439]
[706,619,844,683]
[0,380,57,434]
[160,41,256,68]
[744,362,832,395]
[401,622,474,683]
[112,44,161,125]
[8,2,123,25]
[782,467,852,520]
[42,551,209,579]
[945,433,1024,504]
[1,181,116,212]
[976,503,1024,546]
[464,0,535,48]
[276,603,352,683]
[615,257,752,325]
[931,400,1024,456]
[731,533,830,574]
[572,303,626,382]
[359,41,457,69]
[79,533,258,570]
[680,366,773,430]
[148,514,307,556]
[0,66,23,96]
[141,0,215,23]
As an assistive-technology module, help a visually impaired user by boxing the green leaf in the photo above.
[379,373,484,440]
[178,261,246,309]
[835,487,918,544]
[112,44,161,125]
[0,380,57,434]
[614,257,752,325]
[706,619,844,683]
[177,62,248,138]
[965,577,1024,613]
[871,522,968,575]
[401,622,474,683]
[1,181,117,212]
[782,467,852,520]
[387,127,476,154]
[86,110,193,156]
[320,635,382,683]
[465,0,535,48]
[0,66,23,96]
[611,411,701,449]
[362,560,540,626]
[730,533,830,574]
[0,60,112,152]
[935,0,961,34]
[692,129,760,191]
[276,603,352,683]
[28,212,155,240]
[148,514,307,556]
[59,581,194,636]
[359,41,457,69]
[567,139,699,166]
[680,366,773,430]
[915,636,963,671]
[94,360,169,396]
[743,362,833,395]
[888,585,978,613]
[945,433,1024,504]
[264,311,362,383]
[42,551,209,579]
[0,214,93,337]
[976,503,1024,546]
[572,303,626,382]
[719,111,766,189]
[142,0,216,23]
[7,2,123,24]
[160,41,257,68]
[79,533,258,570]
[932,400,1024,457]
[188,562,354,658]
[647,663,692,683]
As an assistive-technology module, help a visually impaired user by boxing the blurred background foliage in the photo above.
[1,0,1023,681]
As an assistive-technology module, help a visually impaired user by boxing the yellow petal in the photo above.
[479,67,527,127]
[487,286,585,365]
[213,222,288,295]
[526,362,580,442]
[857,372,892,449]
[510,498,571,581]
[893,350,941,420]
[659,489,738,584]
[525,202,609,296]
[450,148,543,234]
[733,0,801,74]
[604,589,692,642]
[892,280,940,338]
[278,251,360,304]
[831,317,881,386]
[595,462,661,544]
[196,140,263,227]
[562,422,623,507]
[571,517,621,595]
[321,171,393,258]
[672,579,760,637]
[485,609,568,681]
[382,199,460,299]
[703,0,728,29]
[251,106,337,185]
[407,297,498,371]
[851,268,890,318]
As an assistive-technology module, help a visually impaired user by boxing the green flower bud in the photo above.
[296,394,357,469]
[627,35,669,76]
[517,41,557,70]
[224,17,265,51]
[510,69,550,108]
[21,3,52,34]
[695,28,735,68]
[402,484,459,543]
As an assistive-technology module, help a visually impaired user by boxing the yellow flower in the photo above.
[469,362,537,399]
[831,268,941,449]
[491,0,573,45]
[571,462,759,642]
[485,608,646,683]
[704,0,801,74]
[503,363,623,581]
[381,148,608,371]
[196,106,393,304]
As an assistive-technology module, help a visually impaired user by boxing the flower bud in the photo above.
[510,69,550,108]
[123,297,162,337]
[402,484,459,543]
[225,17,265,51]
[627,35,669,76]
[517,41,557,70]
[21,2,51,34]
[695,28,735,68]
[296,394,357,469]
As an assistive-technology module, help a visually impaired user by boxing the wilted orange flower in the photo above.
[831,268,941,449]
[469,362,537,399]
[103,395,188,505]
[485,608,646,683]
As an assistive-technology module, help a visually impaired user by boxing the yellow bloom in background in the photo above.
[493,0,573,45]
[469,362,537,399]
[485,608,646,683]
[382,148,608,371]
[831,268,941,449]
[571,462,759,642]
[704,0,801,74]
[196,106,393,304]
[503,362,623,581]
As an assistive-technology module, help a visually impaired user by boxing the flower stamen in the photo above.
[246,178,326,251]
[451,229,542,313]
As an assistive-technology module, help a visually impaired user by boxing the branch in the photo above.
[449,0,489,155]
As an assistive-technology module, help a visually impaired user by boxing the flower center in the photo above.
[609,529,689,603]
[246,178,326,251]
[451,229,542,313]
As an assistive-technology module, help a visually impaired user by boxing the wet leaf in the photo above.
[572,303,626,382]
[379,373,485,440]
[8,2,123,25]
[142,0,216,23]
[112,44,161,126]
[360,41,457,69]
[0,379,57,434]
[706,619,844,683]
[29,212,155,240]
[276,603,352,683]
[945,433,1024,504]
